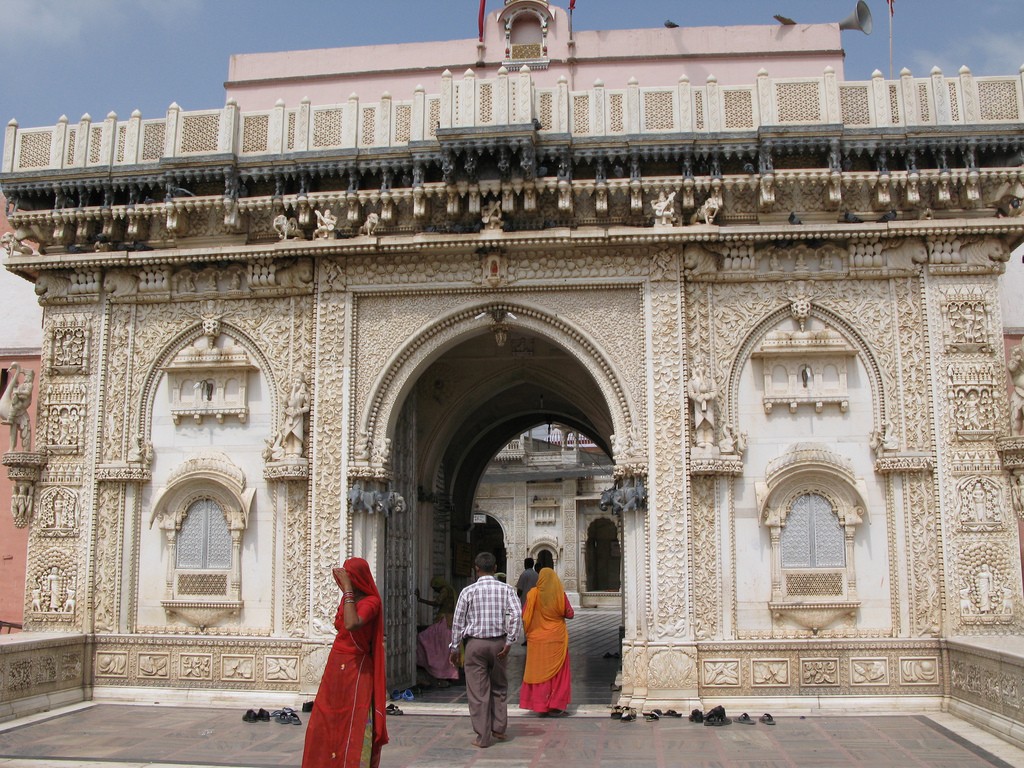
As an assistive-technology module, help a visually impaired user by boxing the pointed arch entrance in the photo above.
[359,300,637,688]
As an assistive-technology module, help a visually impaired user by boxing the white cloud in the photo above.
[909,32,1024,77]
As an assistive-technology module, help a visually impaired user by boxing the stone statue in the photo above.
[1,231,35,257]
[0,363,35,451]
[687,367,717,449]
[44,567,60,612]
[652,190,677,227]
[482,199,503,230]
[272,213,301,240]
[313,208,338,240]
[1008,340,1024,435]
[280,373,310,457]
[127,432,153,465]
[359,212,380,237]
[11,483,33,528]
[31,587,42,613]
[689,194,721,226]
[976,564,993,613]
[869,420,899,456]
[62,579,76,613]
[719,425,746,456]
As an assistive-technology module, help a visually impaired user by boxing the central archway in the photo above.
[369,301,636,687]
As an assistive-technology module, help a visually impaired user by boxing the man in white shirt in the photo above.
[449,552,522,748]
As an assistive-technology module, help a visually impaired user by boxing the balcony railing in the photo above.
[5,65,1024,174]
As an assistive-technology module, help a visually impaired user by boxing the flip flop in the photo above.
[760,713,776,725]
[275,708,302,725]
[737,713,755,725]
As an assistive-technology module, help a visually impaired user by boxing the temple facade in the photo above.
[2,0,1024,733]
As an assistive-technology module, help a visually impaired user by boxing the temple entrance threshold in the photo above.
[406,608,622,711]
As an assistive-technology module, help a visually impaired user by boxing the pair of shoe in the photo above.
[391,688,415,701]
[242,708,270,723]
[648,709,682,719]
[703,705,731,726]
[386,703,404,715]
[271,707,301,725]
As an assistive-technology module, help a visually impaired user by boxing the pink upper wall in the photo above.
[226,6,844,112]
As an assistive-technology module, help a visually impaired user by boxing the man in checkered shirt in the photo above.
[449,551,522,748]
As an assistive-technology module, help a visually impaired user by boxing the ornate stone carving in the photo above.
[0,363,35,451]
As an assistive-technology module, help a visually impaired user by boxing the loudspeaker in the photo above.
[839,0,873,34]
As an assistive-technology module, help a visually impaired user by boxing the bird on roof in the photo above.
[664,20,679,28]
[877,209,898,223]
[788,212,803,225]
[841,210,864,224]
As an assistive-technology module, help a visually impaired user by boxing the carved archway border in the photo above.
[725,304,888,432]
[360,298,639,459]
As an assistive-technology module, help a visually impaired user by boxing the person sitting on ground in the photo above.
[415,576,459,688]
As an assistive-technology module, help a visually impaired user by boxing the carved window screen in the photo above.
[176,498,232,570]
[782,493,845,568]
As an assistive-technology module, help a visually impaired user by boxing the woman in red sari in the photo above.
[302,557,388,768]
[519,567,574,715]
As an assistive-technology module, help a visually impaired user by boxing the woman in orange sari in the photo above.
[302,557,388,768]
[519,567,574,715]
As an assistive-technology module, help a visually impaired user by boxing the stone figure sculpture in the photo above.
[0,363,35,451]
[313,208,338,240]
[359,212,380,237]
[599,480,647,516]
[127,432,154,465]
[652,190,677,227]
[689,194,721,226]
[282,373,310,456]
[272,213,301,240]
[482,199,503,230]
[687,367,717,449]
[1,231,35,257]
[1008,339,1024,434]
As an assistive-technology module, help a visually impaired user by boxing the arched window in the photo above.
[176,498,232,570]
[781,493,845,569]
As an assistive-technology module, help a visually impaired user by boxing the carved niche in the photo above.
[751,319,859,415]
[162,331,257,426]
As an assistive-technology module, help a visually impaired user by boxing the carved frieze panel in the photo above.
[265,655,300,683]
[648,647,697,690]
[947,362,998,440]
[751,658,790,687]
[800,657,840,686]
[899,656,939,685]
[942,289,992,353]
[47,316,91,375]
[95,651,128,678]
[36,486,79,537]
[42,382,87,454]
[850,657,889,686]
[180,653,213,680]
[701,659,740,687]
[138,653,170,679]
[222,655,256,682]
[956,475,1006,531]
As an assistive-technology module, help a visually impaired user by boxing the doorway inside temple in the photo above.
[380,308,631,694]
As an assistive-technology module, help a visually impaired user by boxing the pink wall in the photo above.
[0,196,35,630]
[225,13,844,112]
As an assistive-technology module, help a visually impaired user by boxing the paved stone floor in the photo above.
[0,610,1022,767]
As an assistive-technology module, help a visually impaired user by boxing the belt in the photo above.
[465,635,504,641]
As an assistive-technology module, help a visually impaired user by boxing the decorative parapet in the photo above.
[96,462,152,484]
[5,65,1024,173]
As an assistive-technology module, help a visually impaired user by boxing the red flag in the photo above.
[887,0,894,16]
[569,0,576,9]
[479,0,486,41]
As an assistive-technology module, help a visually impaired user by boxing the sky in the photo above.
[1,0,1022,129]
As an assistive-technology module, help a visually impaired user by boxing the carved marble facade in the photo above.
[2,40,1024,717]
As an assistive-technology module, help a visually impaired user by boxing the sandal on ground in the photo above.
[619,709,637,722]
[759,713,776,725]
[663,709,683,718]
[736,712,755,725]
[643,711,660,721]
[274,708,301,725]
[386,703,404,715]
